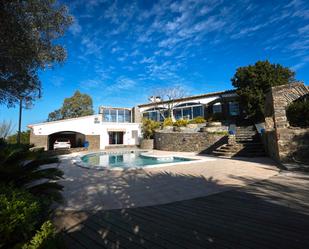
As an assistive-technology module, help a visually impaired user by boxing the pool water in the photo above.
[80,152,193,169]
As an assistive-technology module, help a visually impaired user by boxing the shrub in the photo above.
[0,185,41,247]
[142,118,160,139]
[0,144,63,202]
[173,119,189,127]
[6,130,31,144]
[163,117,173,127]
[286,98,309,128]
[188,116,206,124]
[207,113,223,122]
[22,220,64,249]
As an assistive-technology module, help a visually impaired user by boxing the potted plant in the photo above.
[140,118,160,149]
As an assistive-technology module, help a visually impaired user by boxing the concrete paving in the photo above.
[55,151,279,211]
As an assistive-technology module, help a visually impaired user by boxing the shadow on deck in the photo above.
[53,171,309,249]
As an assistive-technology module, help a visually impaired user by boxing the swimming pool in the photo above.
[76,151,194,170]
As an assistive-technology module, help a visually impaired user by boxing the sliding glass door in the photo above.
[108,132,124,145]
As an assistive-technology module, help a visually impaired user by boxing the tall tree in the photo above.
[47,91,94,121]
[0,0,72,106]
[151,86,186,120]
[231,60,295,122]
[0,120,14,139]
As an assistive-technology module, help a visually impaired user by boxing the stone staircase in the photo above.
[212,125,266,157]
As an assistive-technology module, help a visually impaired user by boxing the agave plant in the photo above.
[0,144,64,202]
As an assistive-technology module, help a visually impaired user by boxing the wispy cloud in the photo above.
[50,76,64,87]
[69,16,82,35]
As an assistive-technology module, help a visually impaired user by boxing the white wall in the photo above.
[138,96,222,113]
[29,115,141,150]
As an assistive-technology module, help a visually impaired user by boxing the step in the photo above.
[236,132,258,135]
[212,150,266,157]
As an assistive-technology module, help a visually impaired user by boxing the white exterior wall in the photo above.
[138,96,221,113]
[29,115,141,150]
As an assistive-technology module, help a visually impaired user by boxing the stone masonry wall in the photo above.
[154,131,227,153]
[263,82,309,163]
[85,135,100,150]
[30,131,48,150]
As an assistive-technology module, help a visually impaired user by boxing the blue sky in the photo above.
[1,0,309,131]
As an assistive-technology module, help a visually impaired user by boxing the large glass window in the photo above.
[213,103,222,113]
[173,103,204,120]
[229,102,239,116]
[182,107,192,120]
[124,110,131,122]
[193,106,203,117]
[102,108,132,122]
[174,109,182,120]
[143,108,167,121]
[148,111,158,121]
[103,109,111,122]
[110,109,117,122]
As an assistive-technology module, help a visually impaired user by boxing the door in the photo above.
[108,132,124,144]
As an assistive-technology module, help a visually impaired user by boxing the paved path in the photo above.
[53,171,309,249]
[56,155,278,210]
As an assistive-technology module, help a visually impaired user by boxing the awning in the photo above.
[107,128,126,132]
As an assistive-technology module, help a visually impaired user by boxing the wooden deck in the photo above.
[54,172,309,249]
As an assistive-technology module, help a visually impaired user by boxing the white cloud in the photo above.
[69,16,82,35]
[50,76,64,87]
[80,79,100,89]
[298,24,309,35]
[106,77,136,92]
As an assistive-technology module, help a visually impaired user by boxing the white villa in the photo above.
[28,89,240,150]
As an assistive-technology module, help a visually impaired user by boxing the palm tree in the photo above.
[0,144,64,202]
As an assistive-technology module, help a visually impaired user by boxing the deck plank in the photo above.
[56,172,309,249]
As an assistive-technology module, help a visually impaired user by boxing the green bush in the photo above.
[0,185,41,247]
[173,119,189,127]
[163,117,173,127]
[188,116,206,124]
[0,144,63,203]
[286,99,309,128]
[6,130,31,144]
[22,220,64,249]
[142,118,160,139]
[207,113,223,122]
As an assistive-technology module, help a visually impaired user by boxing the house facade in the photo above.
[28,89,241,150]
[135,90,242,123]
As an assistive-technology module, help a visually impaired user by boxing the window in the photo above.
[103,109,111,122]
[102,108,132,122]
[173,103,204,120]
[109,132,124,144]
[117,109,124,122]
[193,106,203,118]
[148,111,158,121]
[143,108,168,121]
[182,107,192,120]
[124,110,131,122]
[174,109,182,120]
[110,109,117,122]
[229,102,239,116]
[213,103,222,113]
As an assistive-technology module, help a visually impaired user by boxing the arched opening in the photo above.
[286,93,309,128]
[48,131,86,150]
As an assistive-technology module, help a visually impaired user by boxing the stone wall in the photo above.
[85,135,100,150]
[30,131,48,150]
[276,127,309,163]
[154,131,227,153]
[263,82,309,163]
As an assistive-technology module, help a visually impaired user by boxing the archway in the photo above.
[48,131,86,150]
